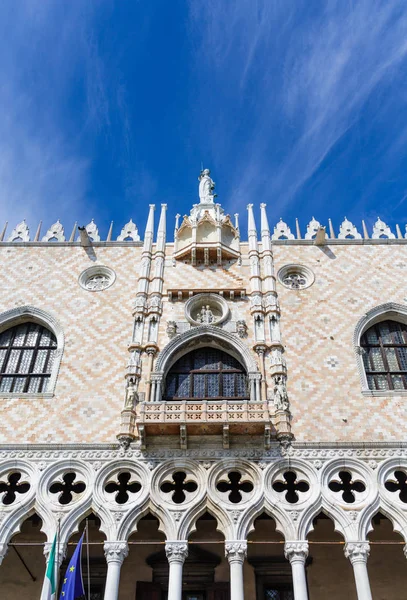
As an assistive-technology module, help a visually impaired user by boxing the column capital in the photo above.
[44,541,66,567]
[225,540,247,564]
[344,541,370,564]
[165,541,188,564]
[284,541,309,564]
[104,541,129,565]
[0,543,8,565]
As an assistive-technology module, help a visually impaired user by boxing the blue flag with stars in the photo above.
[59,533,85,600]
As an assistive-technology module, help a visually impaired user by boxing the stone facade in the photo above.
[0,172,407,599]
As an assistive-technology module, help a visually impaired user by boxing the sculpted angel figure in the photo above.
[198,169,216,203]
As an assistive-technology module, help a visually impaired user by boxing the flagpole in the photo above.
[55,516,61,596]
[86,519,91,600]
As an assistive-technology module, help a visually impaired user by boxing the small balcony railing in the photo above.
[136,400,273,449]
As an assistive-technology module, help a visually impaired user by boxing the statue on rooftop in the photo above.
[198,168,216,204]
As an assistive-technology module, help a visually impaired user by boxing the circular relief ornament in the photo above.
[79,266,116,292]
[185,293,230,326]
[277,264,314,290]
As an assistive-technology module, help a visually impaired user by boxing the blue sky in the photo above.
[1,0,407,240]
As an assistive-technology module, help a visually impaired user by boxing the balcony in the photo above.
[136,399,273,450]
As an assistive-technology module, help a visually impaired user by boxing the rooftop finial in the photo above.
[198,168,216,204]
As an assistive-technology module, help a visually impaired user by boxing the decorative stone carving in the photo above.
[7,220,30,242]
[79,266,116,292]
[198,168,216,204]
[273,376,289,411]
[166,321,178,338]
[42,220,65,242]
[249,298,262,318]
[185,293,229,327]
[225,541,247,562]
[117,219,140,242]
[284,541,309,562]
[44,541,66,566]
[305,217,327,240]
[165,542,188,563]
[77,219,100,242]
[338,217,361,239]
[372,218,395,239]
[104,541,129,564]
[277,264,315,290]
[271,218,295,240]
[344,542,370,563]
[124,377,138,410]
[236,320,248,338]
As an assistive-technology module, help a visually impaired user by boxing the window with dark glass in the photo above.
[164,348,248,401]
[0,322,57,393]
[361,320,407,391]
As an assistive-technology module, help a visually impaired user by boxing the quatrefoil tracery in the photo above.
[216,471,254,504]
[328,471,366,504]
[105,472,142,504]
[160,471,198,504]
[49,472,86,505]
[0,472,30,505]
[272,471,309,504]
[384,471,407,503]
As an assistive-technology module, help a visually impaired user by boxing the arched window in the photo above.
[0,322,57,393]
[361,320,407,391]
[164,348,248,401]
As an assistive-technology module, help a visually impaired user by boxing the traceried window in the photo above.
[0,322,57,393]
[361,320,407,391]
[164,348,248,401]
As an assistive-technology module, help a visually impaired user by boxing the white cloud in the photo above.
[0,1,118,236]
[188,0,407,221]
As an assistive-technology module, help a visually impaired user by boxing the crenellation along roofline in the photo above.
[1,238,407,247]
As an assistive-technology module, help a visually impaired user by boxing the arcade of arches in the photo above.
[1,511,406,600]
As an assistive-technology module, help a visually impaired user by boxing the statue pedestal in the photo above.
[116,409,137,448]
[274,409,293,443]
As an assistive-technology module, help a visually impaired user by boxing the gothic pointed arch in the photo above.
[152,325,260,402]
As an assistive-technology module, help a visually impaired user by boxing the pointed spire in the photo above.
[156,204,167,252]
[396,224,403,239]
[234,213,240,231]
[143,204,155,252]
[106,221,113,241]
[260,203,271,251]
[247,204,258,251]
[328,219,335,239]
[0,222,7,241]
[362,220,369,239]
[295,218,301,239]
[34,221,42,241]
[69,222,77,242]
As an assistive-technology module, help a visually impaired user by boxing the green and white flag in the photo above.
[40,534,57,600]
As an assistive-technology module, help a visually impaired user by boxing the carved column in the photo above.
[145,346,157,403]
[0,543,8,566]
[166,541,188,600]
[225,541,247,600]
[254,344,267,400]
[104,541,129,600]
[43,540,66,569]
[344,542,372,600]
[284,542,309,600]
